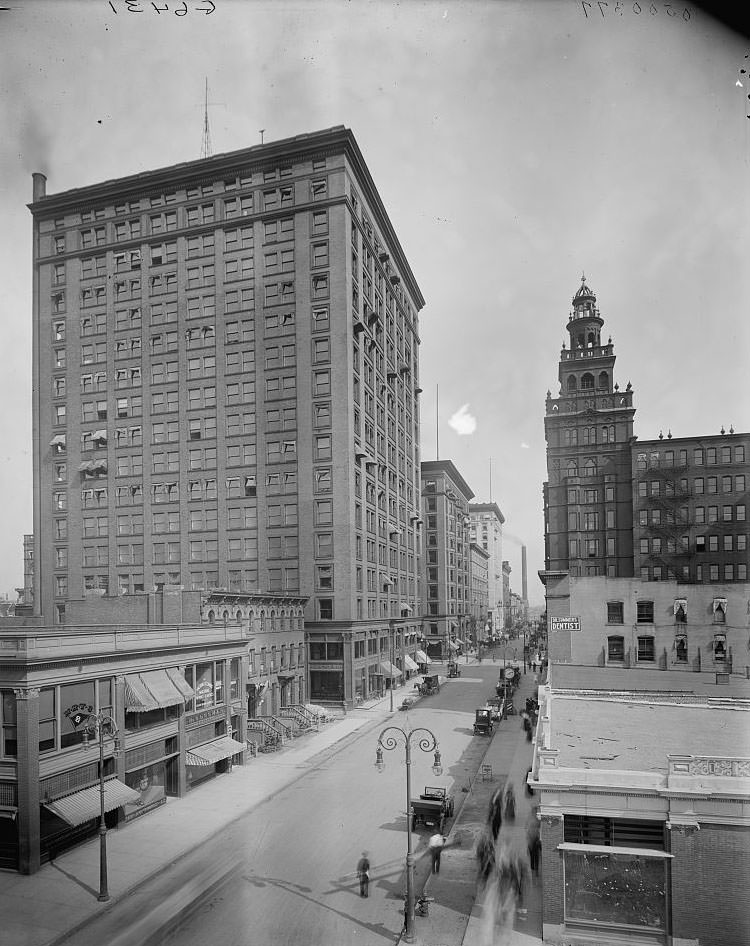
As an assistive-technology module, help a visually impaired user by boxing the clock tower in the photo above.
[543,276,636,577]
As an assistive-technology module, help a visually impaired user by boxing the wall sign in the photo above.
[550,617,581,632]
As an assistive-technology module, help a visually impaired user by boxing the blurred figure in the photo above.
[488,786,503,839]
[526,813,541,877]
[475,824,496,890]
[503,784,516,822]
[356,851,370,897]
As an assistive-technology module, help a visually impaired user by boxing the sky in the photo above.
[0,0,748,606]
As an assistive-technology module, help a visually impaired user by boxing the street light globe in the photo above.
[431,749,443,777]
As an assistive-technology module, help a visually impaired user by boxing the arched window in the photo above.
[566,461,578,478]
[581,373,594,390]
[598,371,608,390]
[207,609,215,624]
[236,609,242,622]
[584,458,597,477]
[567,375,577,392]
[582,427,596,445]
[223,609,229,623]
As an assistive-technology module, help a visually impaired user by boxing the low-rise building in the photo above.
[541,573,749,678]
[0,593,249,874]
[530,665,750,946]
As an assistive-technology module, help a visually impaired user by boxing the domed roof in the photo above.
[572,272,596,305]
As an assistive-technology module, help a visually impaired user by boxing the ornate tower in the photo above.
[542,276,636,577]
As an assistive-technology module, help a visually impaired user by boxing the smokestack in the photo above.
[521,545,528,603]
[32,173,47,202]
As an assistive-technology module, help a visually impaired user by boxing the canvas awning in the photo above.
[399,603,412,613]
[49,434,66,447]
[404,655,419,671]
[43,779,139,826]
[713,598,728,613]
[124,669,194,713]
[448,641,459,650]
[454,638,465,646]
[415,650,431,664]
[379,661,403,679]
[92,429,108,441]
[673,599,688,615]
[186,736,246,766]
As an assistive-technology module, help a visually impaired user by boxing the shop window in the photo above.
[607,636,624,662]
[637,636,655,662]
[713,634,727,661]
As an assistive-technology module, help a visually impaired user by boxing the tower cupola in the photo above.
[567,273,603,350]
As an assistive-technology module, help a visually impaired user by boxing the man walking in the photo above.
[428,832,447,873]
[357,851,370,897]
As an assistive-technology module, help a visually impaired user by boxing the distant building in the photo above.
[420,460,474,658]
[468,541,490,647]
[468,502,504,633]
[633,433,749,584]
[543,276,748,584]
[530,665,750,946]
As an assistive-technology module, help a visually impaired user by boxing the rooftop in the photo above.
[550,663,750,700]
[550,695,750,775]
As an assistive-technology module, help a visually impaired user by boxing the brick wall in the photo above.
[540,815,564,927]
[670,822,750,946]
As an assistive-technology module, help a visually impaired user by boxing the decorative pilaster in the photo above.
[14,687,41,875]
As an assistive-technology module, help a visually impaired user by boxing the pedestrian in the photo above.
[428,832,447,873]
[356,851,370,897]
[503,784,516,822]
[524,766,535,798]
[475,825,496,889]
[528,831,541,876]
[488,786,503,839]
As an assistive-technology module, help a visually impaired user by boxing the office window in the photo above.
[637,636,655,662]
[637,601,654,623]
[607,636,624,661]
[607,602,624,624]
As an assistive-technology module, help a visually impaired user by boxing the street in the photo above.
[155,663,504,946]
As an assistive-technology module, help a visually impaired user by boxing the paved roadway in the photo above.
[158,661,505,946]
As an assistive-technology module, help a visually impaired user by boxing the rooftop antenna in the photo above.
[436,384,440,460]
[200,78,212,159]
[259,129,265,144]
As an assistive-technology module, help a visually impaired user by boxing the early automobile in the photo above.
[410,785,455,832]
[417,673,441,695]
[473,707,494,736]
[447,663,461,678]
[400,696,417,711]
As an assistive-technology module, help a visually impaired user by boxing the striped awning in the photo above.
[404,655,419,671]
[186,736,246,766]
[43,779,139,826]
[415,650,431,664]
[125,669,194,713]
[380,661,403,679]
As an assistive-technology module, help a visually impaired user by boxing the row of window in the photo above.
[52,181,328,243]
[607,634,728,663]
[639,563,747,582]
[637,476,746,497]
[606,599,730,623]
[636,444,746,468]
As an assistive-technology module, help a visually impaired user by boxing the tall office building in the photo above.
[29,127,425,702]
[543,277,636,577]
[420,460,474,657]
[468,502,504,633]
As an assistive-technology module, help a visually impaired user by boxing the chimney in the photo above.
[32,173,47,202]
[521,545,528,603]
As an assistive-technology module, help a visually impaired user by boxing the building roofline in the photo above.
[27,125,425,308]
[635,431,749,446]
[468,502,505,523]
[420,459,475,501]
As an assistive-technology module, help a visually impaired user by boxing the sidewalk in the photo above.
[0,699,393,946]
[408,669,545,946]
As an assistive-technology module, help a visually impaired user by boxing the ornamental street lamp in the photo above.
[374,725,443,943]
[75,710,121,902]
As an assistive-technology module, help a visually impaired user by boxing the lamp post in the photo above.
[389,620,395,713]
[75,710,121,902]
[375,724,442,943]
